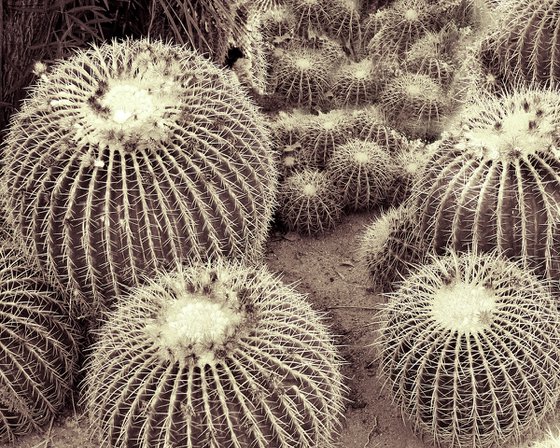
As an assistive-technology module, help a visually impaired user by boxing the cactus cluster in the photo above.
[0,246,80,443]
[378,251,560,448]
[84,261,345,448]
[2,39,277,314]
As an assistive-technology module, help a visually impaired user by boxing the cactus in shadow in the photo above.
[413,88,560,280]
[0,246,80,443]
[2,39,277,315]
[358,204,424,292]
[377,251,560,448]
[84,261,345,448]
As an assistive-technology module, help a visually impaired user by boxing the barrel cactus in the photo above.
[326,139,396,210]
[0,246,80,443]
[84,261,345,448]
[491,0,560,88]
[2,39,277,314]
[331,59,384,107]
[358,204,424,292]
[413,88,560,280]
[278,169,342,234]
[378,251,560,448]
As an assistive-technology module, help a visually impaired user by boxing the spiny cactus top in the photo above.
[2,39,277,314]
[84,261,345,448]
[0,245,80,443]
[414,88,560,280]
[378,251,560,448]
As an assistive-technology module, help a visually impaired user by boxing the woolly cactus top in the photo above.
[454,89,560,161]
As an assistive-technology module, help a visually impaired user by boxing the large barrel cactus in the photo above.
[84,261,345,448]
[414,88,560,280]
[0,246,80,443]
[2,39,277,314]
[490,0,560,88]
[378,251,560,448]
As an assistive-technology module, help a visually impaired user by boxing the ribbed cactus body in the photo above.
[2,39,277,314]
[359,204,424,292]
[349,106,407,153]
[270,43,332,107]
[380,72,449,139]
[278,169,342,234]
[414,89,560,280]
[84,261,345,448]
[326,139,395,210]
[492,0,560,88]
[378,252,560,448]
[0,246,80,443]
[331,59,383,107]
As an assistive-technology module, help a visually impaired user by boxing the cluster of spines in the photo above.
[2,39,278,315]
[378,251,560,448]
[84,261,345,448]
[0,245,80,443]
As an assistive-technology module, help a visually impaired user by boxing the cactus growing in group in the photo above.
[330,59,384,107]
[380,71,450,139]
[0,246,80,443]
[1,39,277,315]
[270,42,333,107]
[349,106,408,153]
[84,261,345,448]
[378,251,560,448]
[278,169,342,234]
[490,0,560,89]
[326,139,396,210]
[413,88,560,280]
[358,204,424,292]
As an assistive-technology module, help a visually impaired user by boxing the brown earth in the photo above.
[5,210,430,448]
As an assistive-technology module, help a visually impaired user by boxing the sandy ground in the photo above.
[5,210,430,448]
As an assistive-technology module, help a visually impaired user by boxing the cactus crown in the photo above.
[455,89,560,161]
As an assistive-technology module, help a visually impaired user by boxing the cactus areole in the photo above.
[2,39,277,313]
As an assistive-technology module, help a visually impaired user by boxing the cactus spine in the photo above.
[2,39,277,314]
[0,246,80,443]
[84,261,345,448]
[378,251,560,448]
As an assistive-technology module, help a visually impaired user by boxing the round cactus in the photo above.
[299,109,356,167]
[413,88,560,280]
[290,0,331,35]
[378,251,560,448]
[270,42,332,107]
[491,0,560,88]
[326,139,396,211]
[331,59,384,107]
[349,106,407,153]
[260,5,297,45]
[0,246,80,443]
[2,39,277,314]
[358,204,424,292]
[84,261,345,448]
[323,0,362,43]
[278,169,342,234]
[380,71,450,139]
[386,139,427,204]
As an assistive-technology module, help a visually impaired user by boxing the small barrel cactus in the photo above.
[378,251,560,448]
[270,42,332,107]
[380,71,450,139]
[349,105,407,153]
[387,139,427,204]
[278,169,342,234]
[358,204,424,292]
[84,261,345,448]
[413,88,560,280]
[0,246,80,443]
[326,138,396,210]
[2,39,277,314]
[331,59,384,107]
[299,109,356,168]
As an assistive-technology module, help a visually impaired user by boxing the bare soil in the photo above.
[5,211,430,448]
